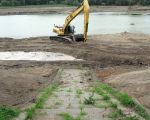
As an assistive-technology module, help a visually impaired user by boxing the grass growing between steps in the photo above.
[59,113,81,120]
[25,83,59,120]
[59,109,87,120]
[0,106,20,120]
[59,104,87,120]
[76,89,83,98]
[84,94,95,105]
[94,83,150,120]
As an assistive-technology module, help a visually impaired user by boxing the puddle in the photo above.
[0,51,81,61]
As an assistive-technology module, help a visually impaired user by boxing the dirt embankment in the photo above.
[1,32,150,66]
[107,69,150,114]
[0,32,150,112]
[0,63,59,108]
[0,6,150,15]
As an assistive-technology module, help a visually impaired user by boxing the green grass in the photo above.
[84,94,95,105]
[79,105,87,116]
[106,102,139,120]
[25,83,59,120]
[76,89,83,98]
[97,84,135,107]
[63,99,87,120]
[67,88,72,93]
[59,113,81,120]
[93,85,111,101]
[95,102,110,108]
[134,104,150,120]
[26,107,36,120]
[93,86,105,96]
[79,111,87,116]
[116,92,135,107]
[109,101,118,108]
[0,106,20,120]
[123,116,139,120]
[76,89,82,95]
[59,113,75,120]
[103,94,110,101]
[108,109,124,119]
[55,101,63,106]
[94,83,150,120]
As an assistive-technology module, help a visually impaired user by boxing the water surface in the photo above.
[0,12,150,38]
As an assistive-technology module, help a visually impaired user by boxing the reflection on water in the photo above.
[0,12,150,38]
[0,51,81,61]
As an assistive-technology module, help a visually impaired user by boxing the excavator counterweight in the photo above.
[50,0,90,42]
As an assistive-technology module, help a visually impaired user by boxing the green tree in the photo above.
[1,0,12,6]
[0,0,150,7]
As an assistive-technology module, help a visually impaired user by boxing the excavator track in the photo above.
[50,34,84,43]
[50,36,74,43]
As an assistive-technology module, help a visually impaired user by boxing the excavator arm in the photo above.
[52,0,90,42]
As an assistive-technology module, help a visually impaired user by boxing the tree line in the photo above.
[0,0,150,6]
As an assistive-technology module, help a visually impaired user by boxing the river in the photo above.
[0,12,150,38]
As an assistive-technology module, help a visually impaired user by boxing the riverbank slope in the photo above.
[0,33,150,115]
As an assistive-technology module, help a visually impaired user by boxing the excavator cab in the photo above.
[65,25,75,34]
[50,0,90,42]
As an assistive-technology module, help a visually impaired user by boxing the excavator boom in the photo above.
[51,0,90,42]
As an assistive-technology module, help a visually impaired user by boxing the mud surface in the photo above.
[0,32,150,112]
[0,6,150,15]
[0,64,59,108]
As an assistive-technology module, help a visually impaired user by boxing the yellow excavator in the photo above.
[50,0,90,42]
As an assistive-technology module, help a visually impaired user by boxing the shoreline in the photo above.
[0,32,150,40]
[0,6,150,15]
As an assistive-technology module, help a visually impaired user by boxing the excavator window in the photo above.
[66,25,75,34]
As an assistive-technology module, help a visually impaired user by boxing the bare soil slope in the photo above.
[0,32,150,112]
[0,64,58,108]
[107,69,150,114]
